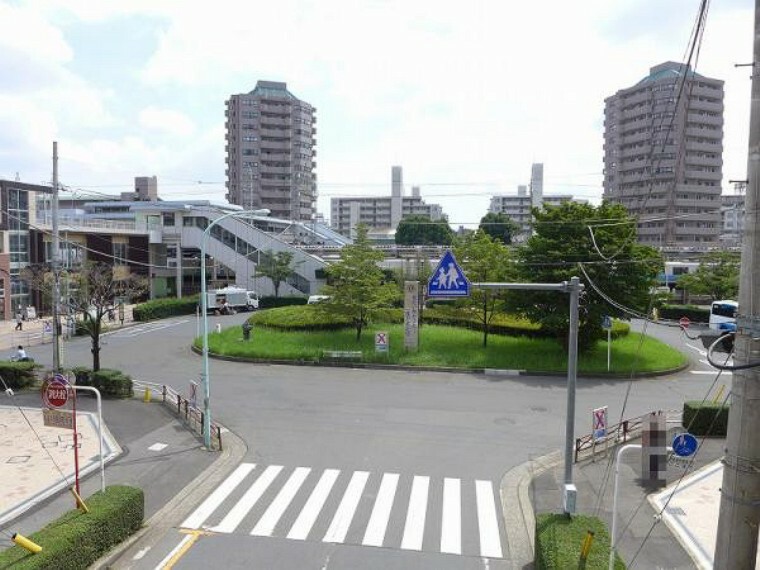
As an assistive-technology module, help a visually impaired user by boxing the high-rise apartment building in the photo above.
[603,62,723,247]
[225,81,317,221]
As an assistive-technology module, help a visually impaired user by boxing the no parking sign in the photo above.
[375,331,389,353]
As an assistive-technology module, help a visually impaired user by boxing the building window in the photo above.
[163,212,175,226]
[113,242,128,265]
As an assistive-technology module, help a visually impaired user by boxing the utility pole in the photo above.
[714,2,760,567]
[52,142,62,371]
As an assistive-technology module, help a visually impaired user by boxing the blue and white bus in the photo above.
[709,300,738,332]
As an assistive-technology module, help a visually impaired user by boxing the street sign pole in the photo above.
[607,328,611,372]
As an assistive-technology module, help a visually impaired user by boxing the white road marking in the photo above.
[181,463,255,529]
[476,480,503,558]
[148,443,168,452]
[323,471,370,543]
[210,465,282,533]
[288,469,340,540]
[691,370,731,376]
[251,467,311,536]
[362,472,400,547]
[132,547,150,560]
[686,343,707,356]
[441,477,462,555]
[154,533,193,569]
[108,320,190,338]
[401,475,430,551]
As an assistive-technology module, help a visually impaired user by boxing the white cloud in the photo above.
[139,106,196,137]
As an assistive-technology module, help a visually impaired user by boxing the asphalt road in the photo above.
[31,314,725,569]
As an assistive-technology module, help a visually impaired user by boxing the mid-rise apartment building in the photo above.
[603,61,724,247]
[720,192,745,248]
[330,166,444,238]
[489,186,575,240]
[225,81,317,221]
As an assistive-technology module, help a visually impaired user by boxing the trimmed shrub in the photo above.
[0,485,144,570]
[683,401,729,436]
[258,296,308,309]
[133,295,200,321]
[535,513,625,569]
[660,304,709,323]
[72,368,132,398]
[0,361,41,390]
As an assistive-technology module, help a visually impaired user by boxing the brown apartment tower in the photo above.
[602,62,723,247]
[225,81,317,220]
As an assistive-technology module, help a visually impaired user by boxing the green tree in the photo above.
[322,225,397,341]
[453,231,515,346]
[478,212,521,245]
[509,202,661,351]
[395,215,453,245]
[257,250,298,298]
[24,262,147,371]
[677,251,740,301]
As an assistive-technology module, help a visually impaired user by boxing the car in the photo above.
[307,295,330,305]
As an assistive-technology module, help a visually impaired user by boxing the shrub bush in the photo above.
[133,295,200,321]
[72,368,132,399]
[535,513,625,569]
[0,361,40,390]
[0,485,144,570]
[683,401,729,436]
[660,304,709,323]
[258,296,308,309]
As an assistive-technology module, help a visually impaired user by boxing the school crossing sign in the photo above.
[427,250,470,298]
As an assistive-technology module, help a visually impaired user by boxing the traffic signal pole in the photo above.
[713,3,760,567]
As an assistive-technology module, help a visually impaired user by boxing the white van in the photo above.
[307,295,330,305]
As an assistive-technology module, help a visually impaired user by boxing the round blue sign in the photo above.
[672,433,698,457]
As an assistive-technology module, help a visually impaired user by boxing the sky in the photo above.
[0,0,753,228]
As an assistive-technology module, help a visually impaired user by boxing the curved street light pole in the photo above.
[201,208,269,449]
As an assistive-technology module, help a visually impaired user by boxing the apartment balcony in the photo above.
[690,100,724,114]
[259,141,291,151]
[686,141,721,153]
[624,90,650,106]
[687,113,723,127]
[690,85,722,99]
[685,126,722,139]
[260,116,292,128]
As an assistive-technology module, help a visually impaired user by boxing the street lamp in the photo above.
[201,208,269,449]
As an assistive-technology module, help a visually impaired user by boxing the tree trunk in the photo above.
[91,322,101,372]
[274,281,280,298]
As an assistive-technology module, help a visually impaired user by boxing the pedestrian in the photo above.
[13,345,27,362]
[14,311,22,331]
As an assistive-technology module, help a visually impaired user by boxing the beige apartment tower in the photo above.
[602,61,723,247]
[225,81,317,220]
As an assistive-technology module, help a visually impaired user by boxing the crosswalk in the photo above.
[181,463,505,559]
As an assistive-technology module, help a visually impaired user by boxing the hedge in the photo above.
[535,513,625,569]
[683,401,729,436]
[258,296,308,309]
[660,304,709,323]
[0,485,144,570]
[133,295,199,321]
[0,361,40,390]
[71,368,133,399]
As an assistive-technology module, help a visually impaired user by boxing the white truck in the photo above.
[205,287,259,314]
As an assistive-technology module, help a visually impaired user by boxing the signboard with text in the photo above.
[404,281,419,350]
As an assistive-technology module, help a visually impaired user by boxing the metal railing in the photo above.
[574,410,680,463]
[134,380,223,451]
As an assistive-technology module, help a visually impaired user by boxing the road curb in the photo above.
[94,425,248,569]
[500,450,562,568]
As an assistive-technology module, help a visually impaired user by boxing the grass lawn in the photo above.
[200,322,686,375]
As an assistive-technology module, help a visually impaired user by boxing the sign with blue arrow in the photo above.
[427,250,470,298]
[672,432,698,457]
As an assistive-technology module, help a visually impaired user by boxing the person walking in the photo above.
[14,311,22,331]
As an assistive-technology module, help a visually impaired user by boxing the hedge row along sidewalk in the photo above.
[0,485,143,570]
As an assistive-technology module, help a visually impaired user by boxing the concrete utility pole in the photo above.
[52,142,62,371]
[714,2,760,567]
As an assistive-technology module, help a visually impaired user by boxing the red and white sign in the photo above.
[679,316,691,329]
[43,378,69,408]
[375,331,389,353]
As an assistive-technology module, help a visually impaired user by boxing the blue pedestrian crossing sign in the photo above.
[428,250,470,298]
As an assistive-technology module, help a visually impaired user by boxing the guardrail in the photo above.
[574,410,681,463]
[134,380,223,451]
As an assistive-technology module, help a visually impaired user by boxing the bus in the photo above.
[709,300,738,332]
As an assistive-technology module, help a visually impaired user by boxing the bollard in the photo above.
[12,533,42,554]
[143,387,151,403]
[215,323,222,334]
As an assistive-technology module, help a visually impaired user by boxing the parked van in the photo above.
[307,295,330,305]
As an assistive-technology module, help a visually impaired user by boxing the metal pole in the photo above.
[52,142,61,372]
[72,385,104,492]
[607,328,612,372]
[563,276,581,490]
[609,444,642,570]
[714,2,760,566]
[201,208,269,450]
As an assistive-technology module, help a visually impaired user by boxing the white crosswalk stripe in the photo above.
[180,463,506,559]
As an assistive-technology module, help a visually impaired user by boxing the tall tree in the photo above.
[677,251,740,301]
[478,212,521,245]
[509,202,661,351]
[257,250,297,298]
[453,230,515,346]
[395,215,453,245]
[24,262,147,371]
[321,225,397,341]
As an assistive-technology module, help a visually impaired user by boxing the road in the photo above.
[32,315,724,568]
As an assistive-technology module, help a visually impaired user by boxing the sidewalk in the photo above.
[502,437,727,569]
